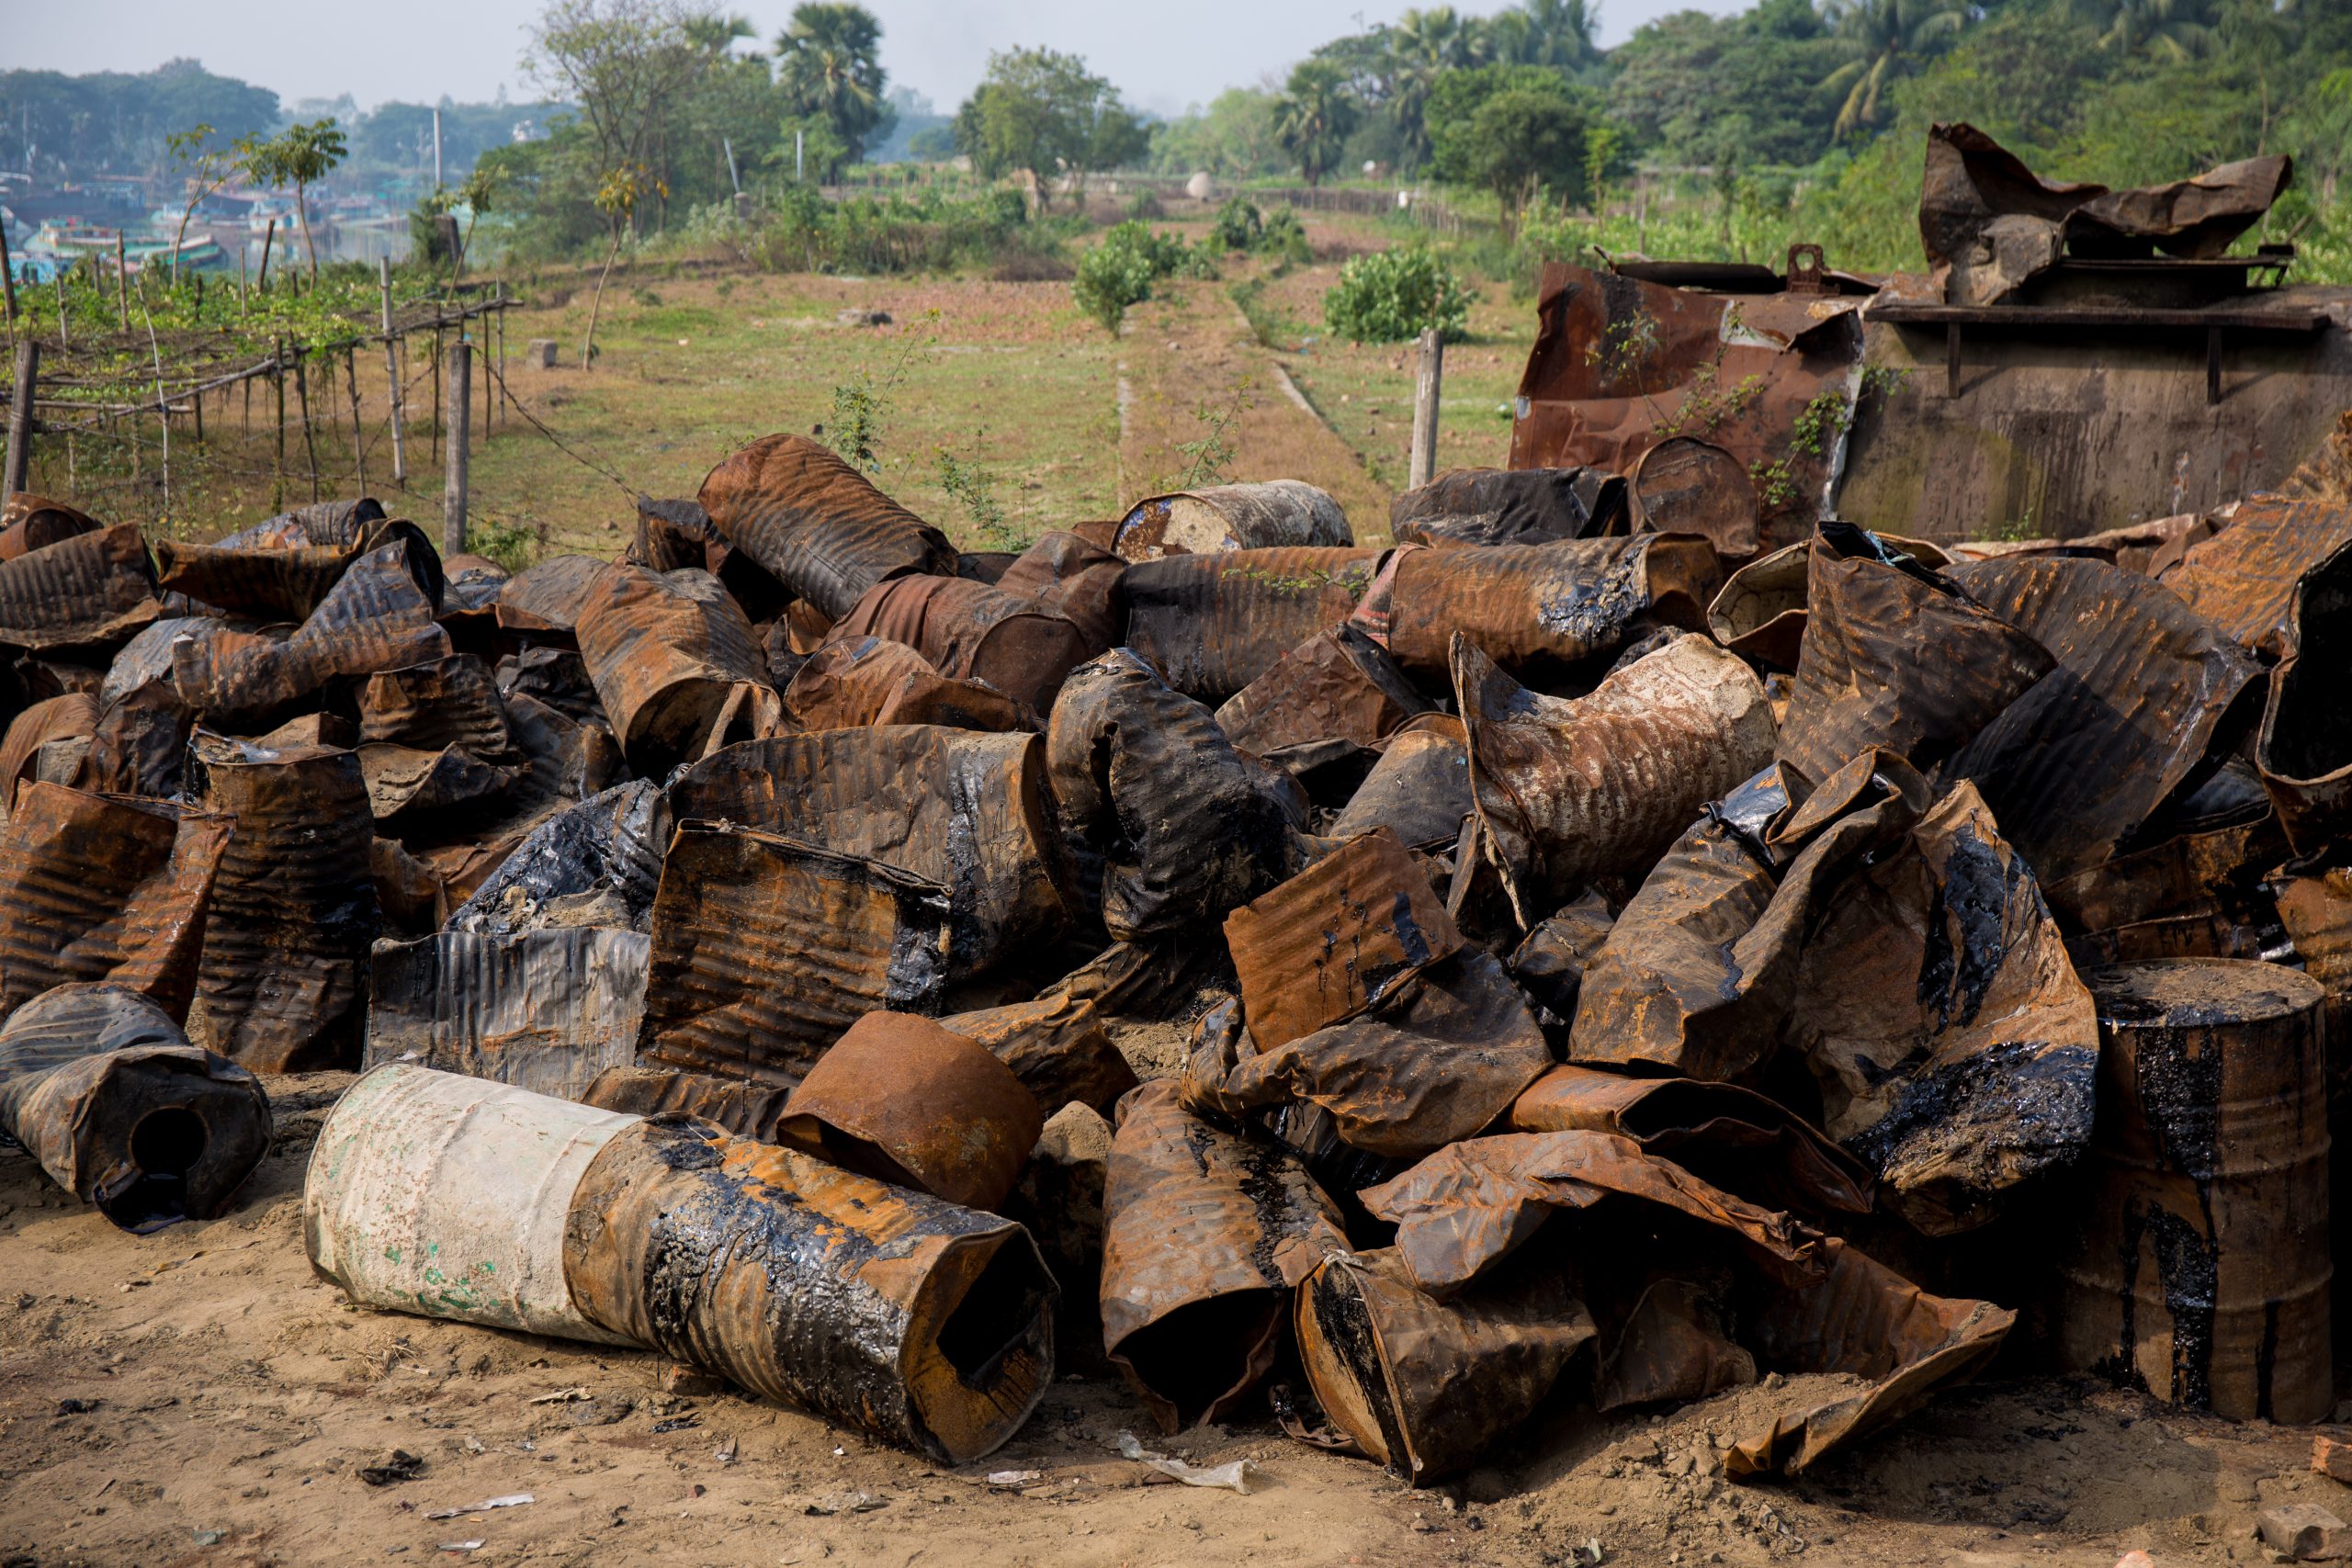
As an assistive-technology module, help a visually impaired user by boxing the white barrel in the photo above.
[302,1063,639,1343]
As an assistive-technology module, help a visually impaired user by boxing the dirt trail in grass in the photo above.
[1116,279,1396,540]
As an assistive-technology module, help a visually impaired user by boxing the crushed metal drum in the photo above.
[1386,535,1723,685]
[0,983,270,1233]
[1114,479,1351,559]
[695,433,958,620]
[563,1113,1057,1462]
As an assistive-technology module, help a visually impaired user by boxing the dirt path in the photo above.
[5,1075,2342,1567]
[1116,278,1394,537]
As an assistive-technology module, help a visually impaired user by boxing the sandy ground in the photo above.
[3,1073,2346,1568]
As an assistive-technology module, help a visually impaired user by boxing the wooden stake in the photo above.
[0,220,17,342]
[256,219,277,293]
[53,271,67,351]
[480,320,491,445]
[444,340,470,557]
[345,347,367,491]
[431,325,443,462]
[381,257,407,487]
[1408,327,1443,491]
[293,349,319,502]
[238,248,249,316]
[4,340,37,500]
[273,343,287,510]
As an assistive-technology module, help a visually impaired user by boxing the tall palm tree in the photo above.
[1820,0,1969,136]
[775,3,888,166]
[1385,6,1487,169]
[1276,60,1362,187]
[1490,0,1600,72]
[2067,0,2215,60]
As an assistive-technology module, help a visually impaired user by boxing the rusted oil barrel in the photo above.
[2058,959,2332,1423]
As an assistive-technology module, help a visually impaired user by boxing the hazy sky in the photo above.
[8,0,1747,119]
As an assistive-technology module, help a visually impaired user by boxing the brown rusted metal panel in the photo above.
[1509,1065,1871,1218]
[1184,949,1553,1164]
[1589,1275,1757,1413]
[0,782,230,1024]
[0,492,99,561]
[2056,959,2331,1424]
[1327,716,1471,852]
[1570,752,1928,1081]
[1114,480,1351,560]
[403,694,623,915]
[0,523,160,651]
[784,636,1029,733]
[1100,1078,1348,1432]
[493,552,612,637]
[636,819,953,1089]
[993,530,1125,654]
[1121,547,1385,703]
[2160,495,2352,660]
[447,779,665,939]
[1387,534,1721,686]
[1723,1238,2015,1476]
[0,691,96,807]
[1046,649,1301,942]
[564,1115,1057,1462]
[1360,1130,1826,1298]
[364,927,650,1100]
[1388,466,1625,548]
[154,517,442,622]
[0,982,270,1232]
[1507,263,1863,549]
[779,1010,1044,1213]
[1215,624,1430,758]
[1506,887,1617,1022]
[1786,782,2098,1235]
[2042,813,2286,936]
[495,644,607,728]
[357,652,516,759]
[696,433,958,620]
[2257,539,2352,854]
[939,993,1138,1118]
[827,573,1092,714]
[668,728,1067,980]
[628,495,725,574]
[186,732,379,1072]
[220,497,385,550]
[580,1062,794,1140]
[83,686,193,800]
[573,563,769,773]
[1942,555,2263,880]
[1224,827,1461,1052]
[1920,122,2290,309]
[1628,436,1758,558]
[170,539,452,723]
[1295,1247,1595,1485]
[1778,527,2052,793]
[1456,632,1776,928]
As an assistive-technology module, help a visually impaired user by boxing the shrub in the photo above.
[1071,220,1219,334]
[1257,207,1310,268]
[1210,197,1262,251]
[1323,246,1472,344]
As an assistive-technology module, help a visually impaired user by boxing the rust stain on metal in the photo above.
[0,492,99,560]
[0,781,231,1023]
[0,523,161,651]
[1120,547,1385,704]
[0,982,271,1232]
[2164,494,2352,660]
[940,993,1138,1118]
[155,516,442,623]
[993,530,1126,653]
[1224,827,1461,1052]
[580,1062,794,1141]
[696,433,958,621]
[564,1115,1057,1462]
[2057,959,2332,1424]
[1114,480,1351,560]
[1100,1079,1348,1432]
[1387,534,1722,685]
[185,731,380,1072]
[494,553,615,637]
[1215,624,1430,760]
[1628,436,1758,557]
[826,573,1091,715]
[573,563,770,774]
[779,1010,1044,1213]
[1456,631,1776,927]
[785,636,1029,733]
[636,819,953,1089]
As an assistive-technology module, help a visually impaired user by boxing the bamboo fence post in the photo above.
[1408,328,1444,491]
[4,341,37,500]
[444,341,470,557]
[114,234,130,332]
[380,257,407,487]
[274,339,288,509]
[431,325,443,462]
[293,348,319,502]
[345,347,367,491]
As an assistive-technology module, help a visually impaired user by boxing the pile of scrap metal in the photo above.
[2,413,2348,1483]
[1510,123,2352,549]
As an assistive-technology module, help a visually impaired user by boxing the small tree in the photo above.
[954,47,1136,210]
[453,164,503,277]
[775,3,892,175]
[1428,65,1594,237]
[163,123,240,282]
[239,118,349,281]
[581,162,663,369]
